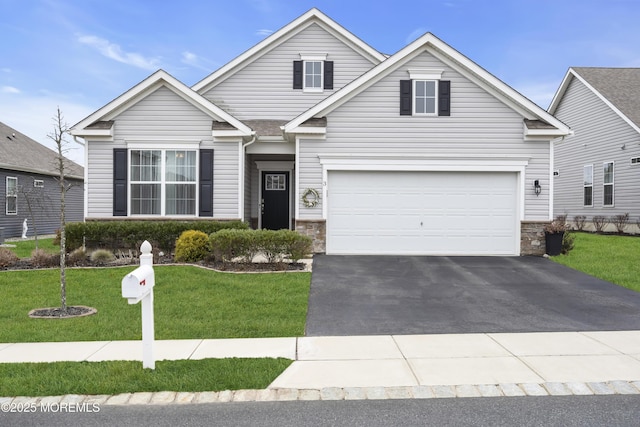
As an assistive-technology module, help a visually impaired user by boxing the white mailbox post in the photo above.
[122,240,155,369]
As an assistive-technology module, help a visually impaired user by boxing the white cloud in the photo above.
[256,29,274,37]
[180,50,217,72]
[1,68,11,73]
[77,34,161,71]
[2,86,20,94]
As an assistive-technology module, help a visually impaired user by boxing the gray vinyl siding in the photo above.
[553,77,640,219]
[201,23,377,120]
[86,85,240,219]
[0,169,83,238]
[298,50,550,220]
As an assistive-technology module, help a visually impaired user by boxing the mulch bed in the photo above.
[28,305,97,319]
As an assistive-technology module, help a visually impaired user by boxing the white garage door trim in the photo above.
[318,156,527,256]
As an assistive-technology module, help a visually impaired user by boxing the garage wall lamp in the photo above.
[534,179,541,196]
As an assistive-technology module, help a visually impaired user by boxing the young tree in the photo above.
[48,107,73,311]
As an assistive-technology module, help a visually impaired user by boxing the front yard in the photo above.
[0,265,310,343]
[551,232,640,292]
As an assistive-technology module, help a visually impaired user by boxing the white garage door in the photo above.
[327,171,518,255]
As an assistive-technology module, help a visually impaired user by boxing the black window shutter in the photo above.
[113,148,127,216]
[324,61,334,90]
[293,61,303,89]
[438,80,451,116]
[400,80,412,115]
[199,149,214,217]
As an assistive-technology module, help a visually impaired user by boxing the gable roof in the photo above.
[0,121,83,179]
[548,67,640,134]
[191,8,386,94]
[70,69,253,137]
[285,32,571,138]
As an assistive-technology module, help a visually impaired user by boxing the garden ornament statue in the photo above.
[22,218,28,239]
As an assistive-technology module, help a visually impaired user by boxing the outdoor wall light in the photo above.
[534,179,541,196]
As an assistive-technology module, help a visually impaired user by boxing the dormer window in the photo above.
[400,69,450,117]
[293,54,333,92]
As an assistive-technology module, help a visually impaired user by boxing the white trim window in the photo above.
[603,161,614,206]
[583,165,593,207]
[33,179,44,188]
[414,80,438,115]
[130,150,197,216]
[6,176,17,215]
[304,60,323,91]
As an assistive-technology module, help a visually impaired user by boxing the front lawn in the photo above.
[0,358,291,396]
[0,266,310,342]
[5,237,58,258]
[551,232,640,292]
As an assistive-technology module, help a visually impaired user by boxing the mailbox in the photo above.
[122,264,155,304]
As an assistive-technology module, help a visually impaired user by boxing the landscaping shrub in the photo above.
[65,220,248,253]
[31,248,59,268]
[174,230,211,262]
[279,231,312,263]
[573,215,586,231]
[611,213,630,234]
[67,247,87,266]
[210,229,257,262]
[561,231,575,255]
[256,230,289,263]
[89,249,116,264]
[592,215,609,233]
[0,247,19,268]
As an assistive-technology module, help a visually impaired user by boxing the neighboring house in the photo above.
[549,67,640,231]
[70,8,570,256]
[0,121,84,239]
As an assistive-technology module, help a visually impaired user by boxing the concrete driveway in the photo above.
[305,255,640,336]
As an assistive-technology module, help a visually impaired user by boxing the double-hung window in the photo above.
[130,150,197,216]
[603,161,614,206]
[583,165,593,207]
[6,177,17,215]
[414,80,437,115]
[304,61,323,90]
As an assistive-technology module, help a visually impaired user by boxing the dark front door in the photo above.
[261,171,290,230]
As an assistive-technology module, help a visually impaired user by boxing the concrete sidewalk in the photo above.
[2,331,640,404]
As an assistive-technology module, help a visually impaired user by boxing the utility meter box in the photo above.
[122,264,155,304]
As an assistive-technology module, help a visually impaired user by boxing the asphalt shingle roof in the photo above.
[572,67,640,129]
[0,121,83,179]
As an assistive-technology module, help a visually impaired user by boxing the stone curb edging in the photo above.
[2,381,640,407]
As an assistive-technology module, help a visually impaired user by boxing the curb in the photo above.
[2,381,640,407]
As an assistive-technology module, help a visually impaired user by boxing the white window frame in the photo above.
[603,161,614,207]
[6,176,17,215]
[300,54,326,93]
[129,149,198,216]
[583,165,593,207]
[33,179,44,188]
[413,80,438,116]
[408,70,443,117]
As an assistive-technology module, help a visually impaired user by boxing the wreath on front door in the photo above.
[301,188,320,208]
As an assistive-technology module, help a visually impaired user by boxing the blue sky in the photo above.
[1,0,639,165]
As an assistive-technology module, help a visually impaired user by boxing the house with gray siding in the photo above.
[549,68,640,231]
[70,8,570,256]
[0,121,84,239]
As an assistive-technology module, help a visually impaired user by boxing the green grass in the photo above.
[6,238,58,258]
[551,232,640,292]
[0,266,310,342]
[0,358,292,396]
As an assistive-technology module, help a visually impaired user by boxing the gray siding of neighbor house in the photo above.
[553,77,640,219]
[201,23,378,120]
[0,169,83,238]
[298,50,551,220]
[86,86,240,219]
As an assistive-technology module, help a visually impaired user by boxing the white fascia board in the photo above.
[287,126,326,134]
[69,128,113,138]
[71,70,252,137]
[192,8,385,93]
[559,69,640,135]
[547,68,574,114]
[286,33,570,135]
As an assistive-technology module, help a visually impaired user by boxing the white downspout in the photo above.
[238,133,257,222]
